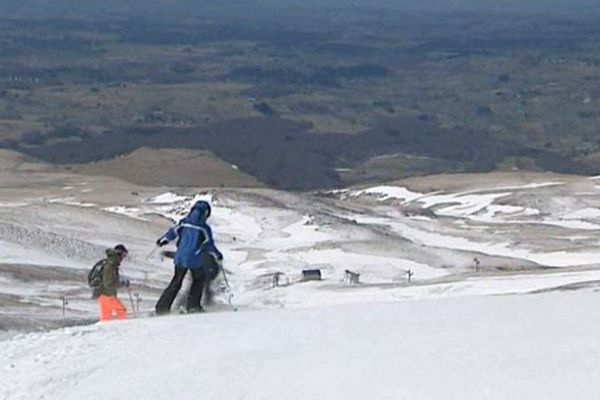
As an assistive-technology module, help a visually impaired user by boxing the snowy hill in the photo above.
[2,293,600,400]
[2,163,600,398]
[3,169,600,328]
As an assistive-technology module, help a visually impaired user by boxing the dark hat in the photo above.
[114,244,128,255]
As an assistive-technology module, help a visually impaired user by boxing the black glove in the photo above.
[215,256,223,270]
[121,279,130,288]
[156,238,169,247]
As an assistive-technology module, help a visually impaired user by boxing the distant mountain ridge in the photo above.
[11,117,598,191]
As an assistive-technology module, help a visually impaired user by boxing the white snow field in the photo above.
[2,167,600,399]
[1,292,600,400]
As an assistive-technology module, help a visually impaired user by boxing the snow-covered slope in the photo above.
[2,292,599,400]
[2,171,600,331]
[2,168,600,399]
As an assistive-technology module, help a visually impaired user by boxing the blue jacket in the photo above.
[159,201,223,270]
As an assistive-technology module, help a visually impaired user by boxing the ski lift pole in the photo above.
[134,292,142,312]
[61,294,68,317]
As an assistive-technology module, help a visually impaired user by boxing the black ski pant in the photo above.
[187,254,220,310]
[155,267,206,313]
[187,268,208,312]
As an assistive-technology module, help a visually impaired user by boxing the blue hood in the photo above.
[188,201,211,223]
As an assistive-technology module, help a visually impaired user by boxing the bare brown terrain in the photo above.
[1,1,600,191]
[67,147,265,188]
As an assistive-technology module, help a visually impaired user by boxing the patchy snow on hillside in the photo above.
[476,204,540,220]
[147,193,214,221]
[348,185,423,202]
[47,197,96,208]
[0,202,30,208]
[0,240,85,269]
[353,213,600,267]
[145,192,189,204]
[102,206,148,221]
[74,188,600,308]
[103,193,214,222]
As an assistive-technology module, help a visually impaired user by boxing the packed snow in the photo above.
[2,293,600,400]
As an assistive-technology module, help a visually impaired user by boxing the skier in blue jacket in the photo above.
[155,200,223,314]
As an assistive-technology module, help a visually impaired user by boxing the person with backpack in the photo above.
[155,200,223,314]
[89,244,130,321]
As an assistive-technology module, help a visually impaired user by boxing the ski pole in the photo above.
[220,262,237,311]
[127,287,137,317]
[220,262,231,291]
[145,245,159,261]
